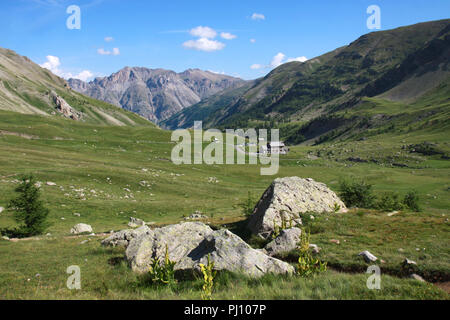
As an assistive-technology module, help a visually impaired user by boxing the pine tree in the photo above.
[8,175,50,236]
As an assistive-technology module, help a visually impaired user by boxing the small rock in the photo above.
[0,207,4,213]
[359,250,378,263]
[410,274,425,282]
[403,258,417,266]
[387,211,398,217]
[1,236,9,240]
[330,239,340,245]
[46,182,57,186]
[46,233,51,237]
[80,240,89,245]
[309,244,320,254]
[70,223,93,234]
[35,273,41,278]
[73,213,81,217]
[265,228,302,256]
[128,217,145,228]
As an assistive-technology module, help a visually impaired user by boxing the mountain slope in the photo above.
[0,47,152,127]
[163,19,450,145]
[68,68,246,123]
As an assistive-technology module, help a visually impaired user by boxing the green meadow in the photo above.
[0,110,448,299]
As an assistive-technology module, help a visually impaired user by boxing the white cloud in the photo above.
[251,13,265,20]
[40,55,94,81]
[97,47,120,55]
[286,56,308,63]
[250,38,256,43]
[270,52,286,68]
[250,64,264,70]
[189,26,217,39]
[104,36,114,42]
[71,70,94,82]
[40,55,61,74]
[220,32,237,40]
[251,53,308,71]
[183,38,225,52]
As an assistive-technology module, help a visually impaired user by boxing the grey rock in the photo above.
[309,244,320,254]
[128,217,146,228]
[102,225,152,248]
[125,222,294,277]
[70,223,93,234]
[126,222,214,273]
[0,207,4,214]
[248,177,347,239]
[184,211,208,220]
[403,258,417,266]
[359,250,378,263]
[264,228,302,256]
[410,274,426,282]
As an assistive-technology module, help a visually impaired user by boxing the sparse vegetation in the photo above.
[147,245,177,286]
[199,254,217,300]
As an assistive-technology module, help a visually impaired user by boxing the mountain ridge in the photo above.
[68,67,246,123]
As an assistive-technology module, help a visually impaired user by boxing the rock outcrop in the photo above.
[128,217,146,228]
[123,222,294,277]
[247,177,347,239]
[50,91,81,120]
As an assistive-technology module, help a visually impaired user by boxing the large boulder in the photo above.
[247,177,347,239]
[101,225,152,248]
[264,227,302,257]
[126,222,215,273]
[70,223,93,234]
[125,222,294,277]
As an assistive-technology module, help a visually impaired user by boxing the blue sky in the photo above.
[0,0,449,80]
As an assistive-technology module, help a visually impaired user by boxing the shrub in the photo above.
[148,245,177,286]
[403,190,420,212]
[7,174,50,237]
[199,254,217,300]
[339,180,376,208]
[296,231,327,277]
[376,192,404,212]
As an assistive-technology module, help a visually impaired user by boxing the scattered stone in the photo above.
[1,236,9,241]
[387,211,399,217]
[247,177,347,239]
[125,222,294,277]
[0,207,4,214]
[80,240,89,245]
[264,228,302,256]
[309,244,320,254]
[359,250,378,263]
[184,211,208,221]
[102,225,152,248]
[73,213,81,217]
[330,239,340,245]
[35,273,41,278]
[46,233,51,237]
[128,217,146,228]
[410,274,426,282]
[403,258,417,266]
[70,223,93,234]
[46,182,57,186]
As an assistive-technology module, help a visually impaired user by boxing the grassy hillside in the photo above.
[0,111,448,299]
[0,47,152,126]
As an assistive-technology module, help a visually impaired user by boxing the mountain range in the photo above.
[68,68,246,123]
[162,19,450,145]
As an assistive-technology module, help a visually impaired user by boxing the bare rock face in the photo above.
[101,225,152,248]
[68,68,245,123]
[247,177,347,239]
[128,217,146,228]
[50,91,81,120]
[264,228,302,257]
[124,222,294,277]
